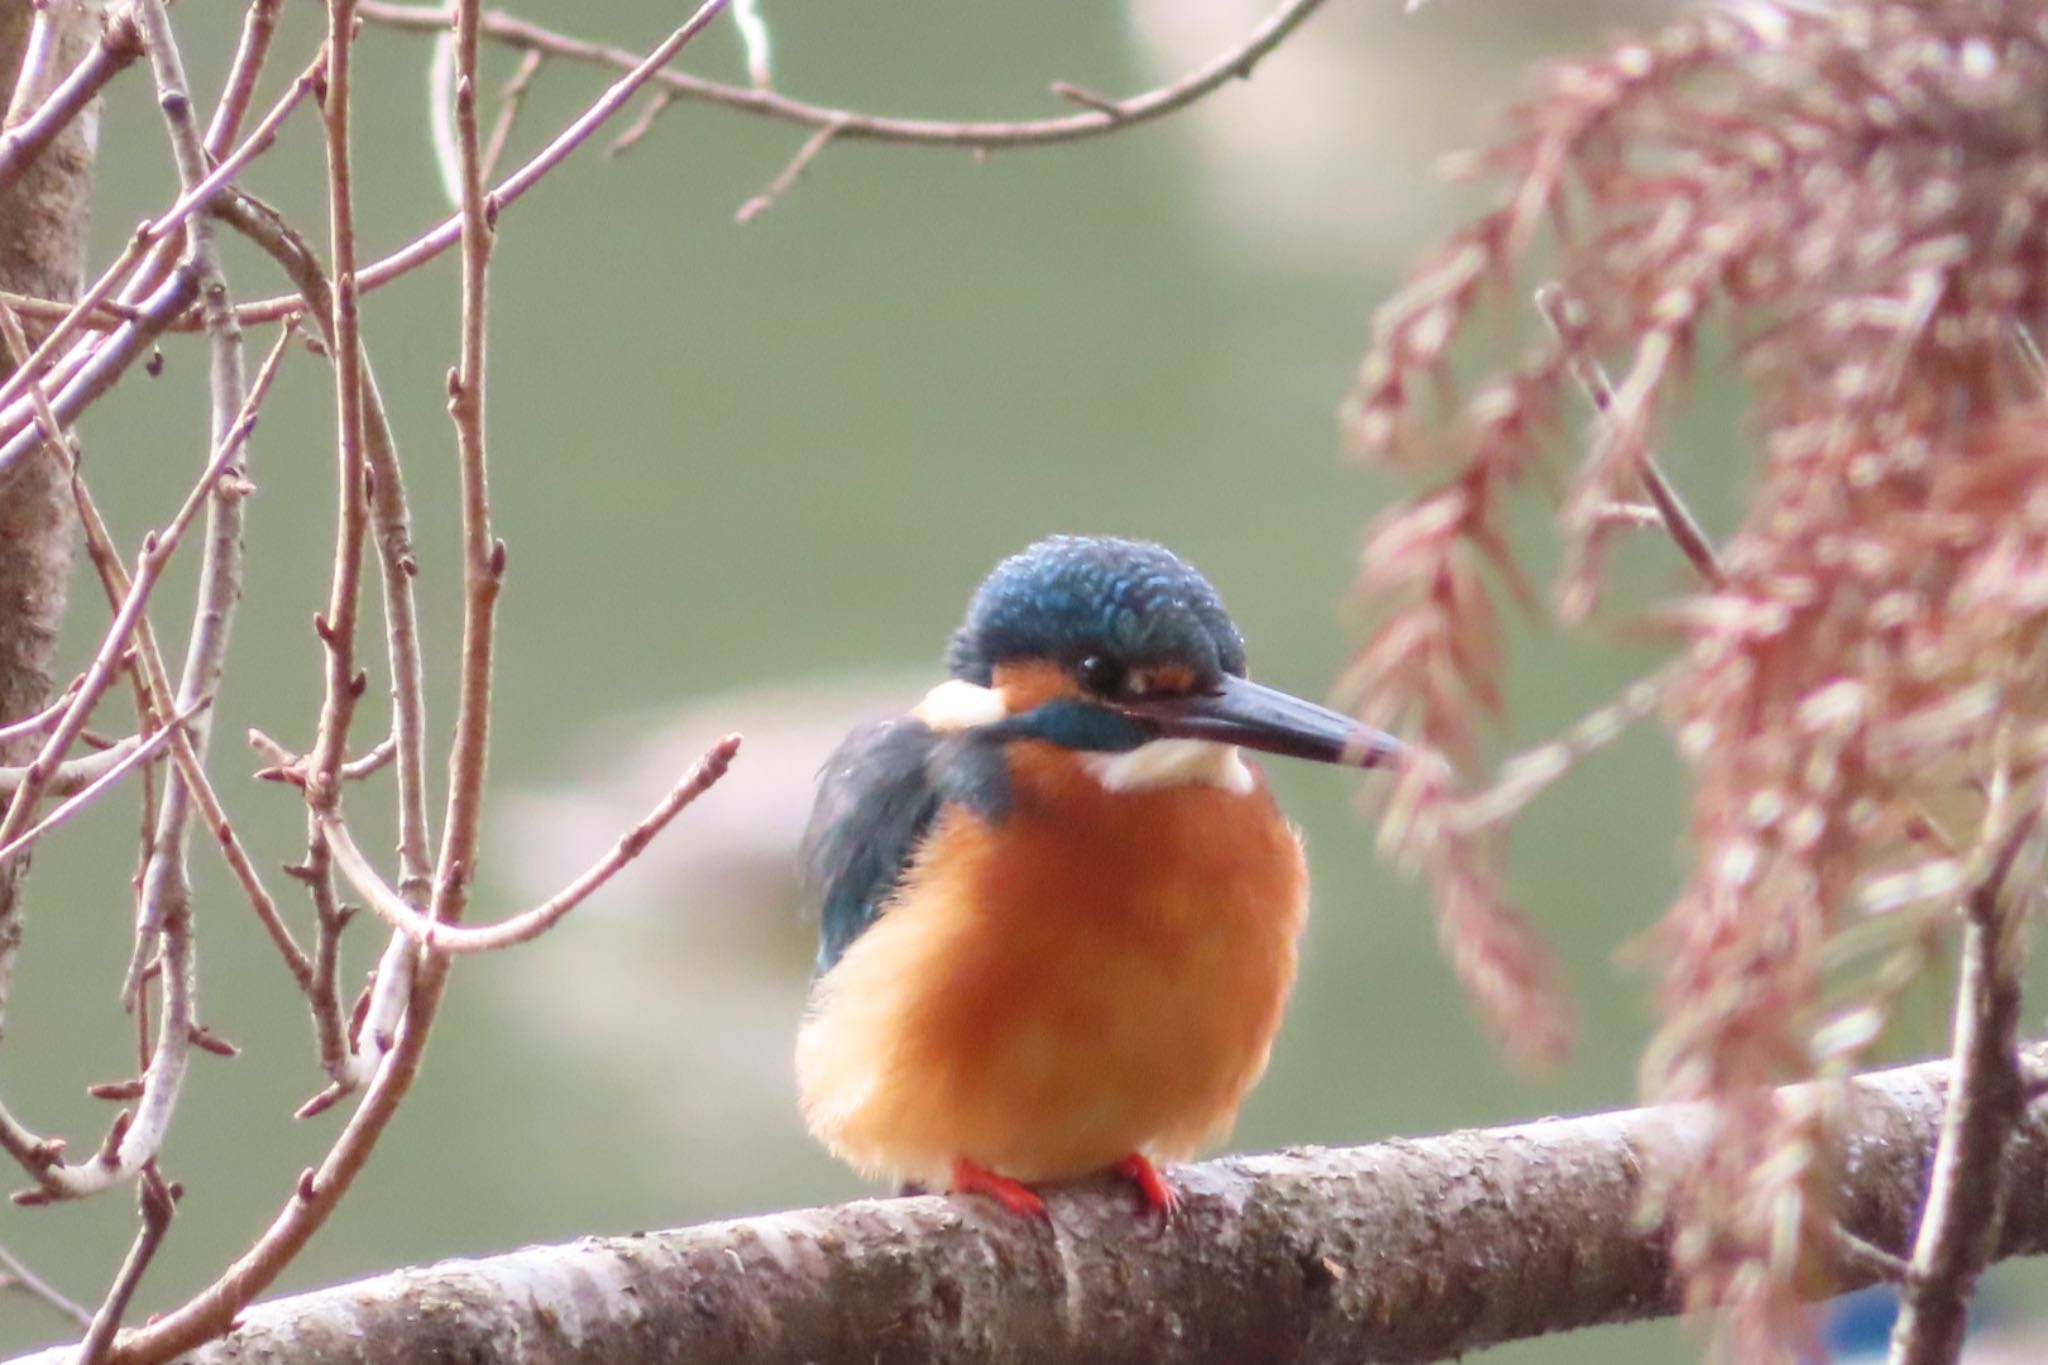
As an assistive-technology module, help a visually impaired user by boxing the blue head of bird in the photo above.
[797,535,1402,1218]
[927,533,1401,778]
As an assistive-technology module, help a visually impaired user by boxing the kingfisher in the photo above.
[796,535,1402,1219]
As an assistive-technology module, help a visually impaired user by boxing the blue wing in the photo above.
[801,715,1015,975]
[802,718,945,975]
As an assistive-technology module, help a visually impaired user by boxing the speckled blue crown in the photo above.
[946,536,1248,685]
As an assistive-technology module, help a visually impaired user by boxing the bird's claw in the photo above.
[950,1158,1049,1220]
[1116,1153,1180,1221]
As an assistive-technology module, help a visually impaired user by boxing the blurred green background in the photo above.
[2,1,2038,1360]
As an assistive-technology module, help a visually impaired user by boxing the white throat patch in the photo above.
[911,679,1008,732]
[1083,739,1254,794]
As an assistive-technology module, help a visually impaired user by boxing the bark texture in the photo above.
[12,1048,2046,1365]
[0,0,99,1032]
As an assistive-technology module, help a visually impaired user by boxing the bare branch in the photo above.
[217,0,1332,318]
[323,734,739,954]
[357,0,1330,151]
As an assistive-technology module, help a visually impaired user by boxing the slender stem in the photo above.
[0,1236,91,1328]
[1884,812,2037,1364]
[432,0,499,932]
[108,0,253,1209]
[201,1,283,153]
[75,1167,177,1365]
[213,193,433,1088]
[480,49,542,180]
[736,117,847,224]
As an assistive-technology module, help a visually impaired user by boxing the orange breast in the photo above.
[795,739,1309,1188]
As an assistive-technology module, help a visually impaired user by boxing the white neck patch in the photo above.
[1083,739,1254,794]
[911,679,1008,732]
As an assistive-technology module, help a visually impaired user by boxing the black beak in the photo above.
[1112,674,1403,768]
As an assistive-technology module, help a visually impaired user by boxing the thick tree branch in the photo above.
[12,1047,2048,1365]
[0,0,98,1044]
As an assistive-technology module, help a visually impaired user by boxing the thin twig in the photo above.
[101,0,255,1216]
[480,48,543,180]
[0,268,198,475]
[0,734,141,798]
[0,0,281,485]
[202,0,284,153]
[78,324,308,1000]
[0,676,82,746]
[603,90,670,159]
[218,0,1323,324]
[293,0,379,1096]
[1884,799,2040,1363]
[1535,284,1722,585]
[431,0,504,938]
[0,287,136,326]
[0,1236,90,1328]
[356,0,1328,150]
[250,731,396,786]
[1827,1221,1913,1286]
[0,701,207,872]
[0,50,320,468]
[324,735,739,954]
[736,117,847,224]
[1050,81,1127,118]
[213,193,432,1091]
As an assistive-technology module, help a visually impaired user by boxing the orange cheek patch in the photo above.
[1136,664,1197,696]
[991,659,1082,712]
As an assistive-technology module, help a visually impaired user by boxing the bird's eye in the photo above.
[1077,655,1127,697]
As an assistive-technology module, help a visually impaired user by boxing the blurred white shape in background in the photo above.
[488,676,921,1195]
[501,675,922,935]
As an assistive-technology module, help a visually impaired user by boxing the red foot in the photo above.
[950,1158,1048,1221]
[1116,1153,1180,1220]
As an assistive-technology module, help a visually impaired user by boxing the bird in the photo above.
[795,535,1402,1220]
